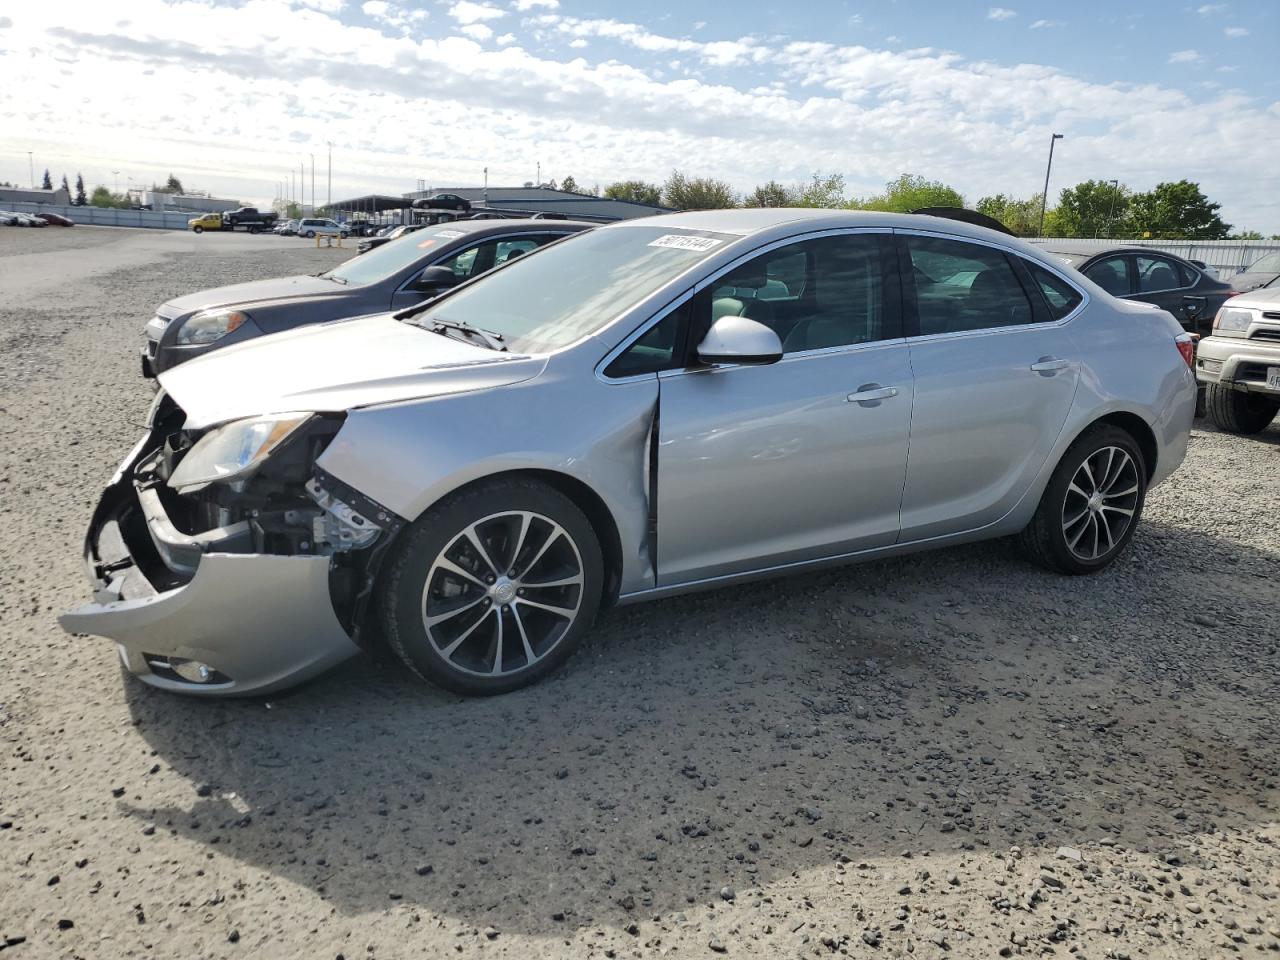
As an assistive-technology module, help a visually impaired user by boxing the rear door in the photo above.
[897,232,1082,542]
[652,230,915,585]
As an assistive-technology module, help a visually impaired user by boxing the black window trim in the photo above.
[1133,251,1197,296]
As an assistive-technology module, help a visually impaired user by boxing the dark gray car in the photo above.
[1227,250,1280,294]
[142,219,592,376]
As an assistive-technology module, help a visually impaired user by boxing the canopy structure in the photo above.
[326,194,416,221]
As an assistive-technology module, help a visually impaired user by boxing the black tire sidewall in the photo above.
[380,479,604,696]
[1036,426,1147,574]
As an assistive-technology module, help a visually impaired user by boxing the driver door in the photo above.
[653,231,914,585]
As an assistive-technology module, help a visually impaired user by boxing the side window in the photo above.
[707,233,893,354]
[1084,256,1131,296]
[603,301,689,378]
[496,238,543,264]
[439,244,486,279]
[1024,261,1084,320]
[904,236,1034,335]
[1136,254,1183,292]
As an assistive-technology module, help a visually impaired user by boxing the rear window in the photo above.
[1025,261,1084,320]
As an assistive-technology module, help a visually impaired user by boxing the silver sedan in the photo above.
[61,209,1197,696]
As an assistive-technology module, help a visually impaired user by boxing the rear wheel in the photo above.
[1206,383,1279,434]
[1019,424,1147,575]
[305,230,315,239]
[378,478,603,695]
[192,226,203,234]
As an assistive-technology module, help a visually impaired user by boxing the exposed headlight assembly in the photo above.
[168,413,312,492]
[176,308,250,345]
[1213,307,1253,335]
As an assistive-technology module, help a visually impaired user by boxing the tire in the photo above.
[1206,383,1279,435]
[192,226,203,234]
[1018,424,1148,575]
[378,478,604,695]
[305,230,315,239]
[249,225,261,234]
[340,231,348,239]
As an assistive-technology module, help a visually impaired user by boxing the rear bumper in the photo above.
[57,442,360,697]
[1195,335,1280,396]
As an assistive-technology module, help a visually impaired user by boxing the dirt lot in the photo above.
[1,225,1278,959]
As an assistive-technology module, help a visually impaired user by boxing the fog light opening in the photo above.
[144,654,232,686]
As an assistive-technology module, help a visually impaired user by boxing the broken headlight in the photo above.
[168,413,312,492]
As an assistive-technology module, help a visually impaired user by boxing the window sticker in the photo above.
[416,238,438,249]
[647,234,724,252]
[435,230,465,239]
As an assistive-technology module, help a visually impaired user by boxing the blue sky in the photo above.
[2,0,1278,230]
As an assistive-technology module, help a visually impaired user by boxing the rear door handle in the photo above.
[847,384,899,404]
[1030,357,1069,374]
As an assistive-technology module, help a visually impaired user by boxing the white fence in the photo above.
[1028,238,1280,277]
[4,200,191,230]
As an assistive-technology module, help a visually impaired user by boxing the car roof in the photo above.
[414,217,594,237]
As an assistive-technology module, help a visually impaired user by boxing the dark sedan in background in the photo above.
[142,219,592,375]
[1226,250,1280,294]
[1048,247,1239,336]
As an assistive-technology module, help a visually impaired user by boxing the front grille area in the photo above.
[1250,327,1280,343]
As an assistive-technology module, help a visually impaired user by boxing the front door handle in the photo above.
[1030,357,1069,374]
[847,384,899,405]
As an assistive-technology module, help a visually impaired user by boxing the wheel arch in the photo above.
[1078,410,1158,480]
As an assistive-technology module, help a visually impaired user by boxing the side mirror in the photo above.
[415,265,461,292]
[696,315,783,366]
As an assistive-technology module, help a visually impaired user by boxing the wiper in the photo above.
[313,271,348,284]
[426,318,507,352]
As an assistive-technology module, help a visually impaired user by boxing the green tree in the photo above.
[603,180,663,206]
[743,180,797,207]
[1230,229,1264,240]
[1127,180,1229,240]
[41,168,52,190]
[848,173,963,212]
[1052,180,1131,238]
[661,170,737,210]
[89,185,129,208]
[74,173,87,206]
[559,175,581,195]
[165,173,185,195]
[59,174,70,197]
[796,172,846,208]
[976,192,1050,237]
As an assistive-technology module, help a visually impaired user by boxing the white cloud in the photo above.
[361,0,388,15]
[460,22,493,40]
[1029,19,1064,29]
[1196,3,1227,14]
[361,0,426,30]
[1168,49,1201,64]
[987,7,1017,21]
[568,37,587,48]
[293,0,345,11]
[3,0,1278,233]
[513,0,557,9]
[1223,26,1248,38]
[448,1,505,24]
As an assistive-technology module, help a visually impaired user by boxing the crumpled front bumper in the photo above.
[58,441,361,697]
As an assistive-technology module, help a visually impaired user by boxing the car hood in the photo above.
[1222,287,1280,310]
[157,313,544,429]
[1226,271,1277,294]
[158,275,348,319]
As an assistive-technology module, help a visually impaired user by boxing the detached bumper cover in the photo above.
[58,454,360,697]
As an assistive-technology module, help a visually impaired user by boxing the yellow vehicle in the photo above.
[188,213,223,234]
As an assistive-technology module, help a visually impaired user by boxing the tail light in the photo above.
[1175,333,1195,369]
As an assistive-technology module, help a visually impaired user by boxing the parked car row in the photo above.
[1,210,75,227]
[63,207,1210,703]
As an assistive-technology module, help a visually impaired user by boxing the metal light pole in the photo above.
[27,152,34,188]
[1104,178,1120,239]
[1038,133,1063,238]
[300,161,305,213]
[483,166,488,206]
[325,141,332,209]
[112,170,120,195]
[310,154,315,215]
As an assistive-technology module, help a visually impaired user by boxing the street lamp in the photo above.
[1038,133,1064,238]
[112,170,120,195]
[310,154,315,215]
[326,141,332,209]
[27,151,34,189]
[1104,178,1121,240]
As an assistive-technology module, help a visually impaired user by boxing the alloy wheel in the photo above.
[420,511,585,678]
[1061,445,1140,561]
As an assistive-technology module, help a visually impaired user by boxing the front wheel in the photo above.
[1018,424,1147,575]
[1206,383,1279,434]
[378,478,603,695]
[192,226,203,234]
[339,231,348,239]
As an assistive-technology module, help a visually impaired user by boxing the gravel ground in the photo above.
[1,226,1278,959]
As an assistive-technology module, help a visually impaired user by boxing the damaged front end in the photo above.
[59,392,404,695]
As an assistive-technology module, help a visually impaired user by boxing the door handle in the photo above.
[847,384,899,404]
[1030,357,1069,374]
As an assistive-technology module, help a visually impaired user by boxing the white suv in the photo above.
[296,218,348,239]
[1196,284,1280,434]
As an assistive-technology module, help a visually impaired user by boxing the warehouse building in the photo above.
[402,185,671,222]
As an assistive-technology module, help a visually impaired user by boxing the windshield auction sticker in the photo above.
[435,230,465,239]
[648,234,724,252]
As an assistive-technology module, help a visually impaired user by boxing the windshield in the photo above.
[326,226,471,286]
[1246,252,1280,274]
[412,226,736,352]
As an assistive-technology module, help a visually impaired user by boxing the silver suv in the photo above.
[1195,283,1280,433]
